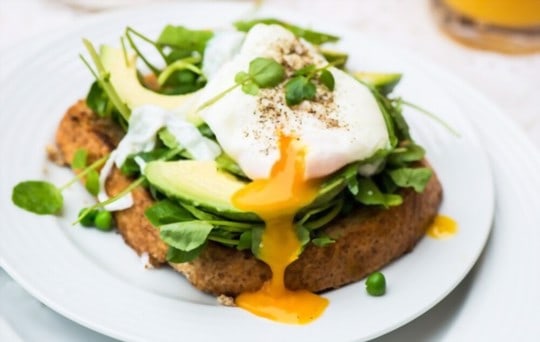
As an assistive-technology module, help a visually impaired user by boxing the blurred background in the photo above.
[1,0,539,148]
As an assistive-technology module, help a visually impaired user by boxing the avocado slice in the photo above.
[352,72,402,95]
[145,160,260,221]
[145,159,352,224]
[100,46,202,124]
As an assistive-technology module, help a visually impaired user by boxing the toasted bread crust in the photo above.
[55,101,442,295]
[171,174,442,295]
[55,101,167,265]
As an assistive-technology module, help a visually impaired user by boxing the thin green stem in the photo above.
[157,56,203,86]
[59,154,109,191]
[125,27,166,74]
[207,235,238,245]
[120,36,129,67]
[197,82,241,112]
[81,39,130,120]
[400,99,460,137]
[73,177,145,225]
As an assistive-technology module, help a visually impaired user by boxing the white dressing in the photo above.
[98,105,221,211]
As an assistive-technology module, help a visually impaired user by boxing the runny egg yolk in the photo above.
[427,215,458,239]
[232,134,329,324]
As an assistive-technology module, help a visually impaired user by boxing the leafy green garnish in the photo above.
[320,49,348,68]
[167,244,206,263]
[198,57,285,111]
[156,25,214,55]
[319,70,335,91]
[86,81,113,117]
[72,148,88,170]
[237,230,252,251]
[13,153,108,216]
[388,167,432,192]
[234,18,339,45]
[312,235,335,247]
[145,199,194,226]
[12,181,64,215]
[285,76,316,106]
[85,170,100,196]
[353,178,403,208]
[387,143,425,165]
[81,40,130,121]
[285,63,335,106]
[159,221,214,252]
[157,56,203,86]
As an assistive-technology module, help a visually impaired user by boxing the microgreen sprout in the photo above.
[12,154,108,215]
[197,57,285,111]
[284,63,336,106]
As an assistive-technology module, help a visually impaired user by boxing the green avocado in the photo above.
[145,160,259,221]
[353,72,402,95]
[145,159,350,223]
[99,45,202,124]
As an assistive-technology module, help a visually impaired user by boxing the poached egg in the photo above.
[198,24,390,180]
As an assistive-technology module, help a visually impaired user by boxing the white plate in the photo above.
[0,2,495,341]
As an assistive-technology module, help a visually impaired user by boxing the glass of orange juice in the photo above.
[432,0,540,54]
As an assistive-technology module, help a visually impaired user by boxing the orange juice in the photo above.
[444,0,540,28]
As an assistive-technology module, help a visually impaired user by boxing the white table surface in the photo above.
[1,0,539,341]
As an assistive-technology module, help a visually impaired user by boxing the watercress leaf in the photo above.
[159,221,213,251]
[321,49,348,68]
[295,225,311,252]
[285,76,316,106]
[156,25,214,54]
[237,230,252,251]
[234,71,250,84]
[72,148,88,170]
[388,167,432,192]
[158,129,179,149]
[166,244,205,263]
[293,64,316,77]
[387,100,411,141]
[241,81,259,95]
[234,18,340,45]
[145,199,194,226]
[197,123,215,139]
[354,178,402,208]
[347,175,359,195]
[86,81,110,117]
[180,204,221,220]
[251,226,264,258]
[85,169,100,196]
[319,69,335,91]
[387,144,425,165]
[215,153,247,179]
[248,57,285,88]
[303,199,343,230]
[12,181,63,215]
[312,235,335,247]
[372,93,398,148]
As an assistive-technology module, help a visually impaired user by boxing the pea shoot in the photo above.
[197,57,285,111]
[284,63,335,106]
[365,271,386,296]
[12,154,108,215]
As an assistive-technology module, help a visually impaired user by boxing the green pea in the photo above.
[79,208,98,227]
[94,210,113,231]
[365,271,386,296]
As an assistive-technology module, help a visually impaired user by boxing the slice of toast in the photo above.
[56,101,442,295]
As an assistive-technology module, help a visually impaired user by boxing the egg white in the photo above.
[197,24,390,180]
